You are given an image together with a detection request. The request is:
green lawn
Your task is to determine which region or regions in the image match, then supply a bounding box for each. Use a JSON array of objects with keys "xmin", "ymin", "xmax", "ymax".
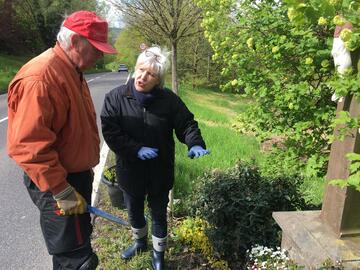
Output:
[
  {"xmin": 173, "ymin": 85, "xmax": 260, "ymax": 210},
  {"xmin": 0, "ymin": 54, "xmax": 33, "ymax": 94}
]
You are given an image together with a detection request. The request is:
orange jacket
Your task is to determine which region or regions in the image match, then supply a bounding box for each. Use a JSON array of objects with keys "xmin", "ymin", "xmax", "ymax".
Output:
[{"xmin": 7, "ymin": 43, "xmax": 100, "ymax": 195}]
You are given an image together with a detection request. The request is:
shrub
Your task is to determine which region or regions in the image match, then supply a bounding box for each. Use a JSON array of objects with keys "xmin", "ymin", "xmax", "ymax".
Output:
[{"xmin": 189, "ymin": 161, "xmax": 308, "ymax": 267}]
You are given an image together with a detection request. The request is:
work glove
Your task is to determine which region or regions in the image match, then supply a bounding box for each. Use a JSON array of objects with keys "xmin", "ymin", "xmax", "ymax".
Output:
[
  {"xmin": 137, "ymin": 147, "xmax": 159, "ymax": 160},
  {"xmin": 53, "ymin": 185, "xmax": 87, "ymax": 215},
  {"xmin": 188, "ymin": 145, "xmax": 210, "ymax": 159}
]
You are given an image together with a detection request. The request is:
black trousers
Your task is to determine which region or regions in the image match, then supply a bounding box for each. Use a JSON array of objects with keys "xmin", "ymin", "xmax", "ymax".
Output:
[
  {"xmin": 24, "ymin": 171, "xmax": 94, "ymax": 270},
  {"xmin": 123, "ymin": 190, "xmax": 169, "ymax": 238}
]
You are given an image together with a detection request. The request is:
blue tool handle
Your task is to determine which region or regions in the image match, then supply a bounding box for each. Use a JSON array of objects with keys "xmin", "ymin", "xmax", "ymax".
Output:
[{"xmin": 87, "ymin": 205, "xmax": 129, "ymax": 226}]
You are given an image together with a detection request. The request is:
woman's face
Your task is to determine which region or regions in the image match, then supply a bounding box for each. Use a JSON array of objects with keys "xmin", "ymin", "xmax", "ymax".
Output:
[{"xmin": 134, "ymin": 64, "xmax": 160, "ymax": 92}]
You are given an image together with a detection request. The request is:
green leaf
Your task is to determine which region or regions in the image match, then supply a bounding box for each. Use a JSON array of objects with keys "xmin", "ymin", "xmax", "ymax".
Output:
[
  {"xmin": 349, "ymin": 162, "xmax": 360, "ymax": 173},
  {"xmin": 329, "ymin": 179, "xmax": 348, "ymax": 188},
  {"xmin": 347, "ymin": 175, "xmax": 360, "ymax": 187}
]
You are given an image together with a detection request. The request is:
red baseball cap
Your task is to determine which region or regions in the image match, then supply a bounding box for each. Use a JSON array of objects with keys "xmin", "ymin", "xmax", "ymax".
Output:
[{"xmin": 64, "ymin": 10, "xmax": 117, "ymax": 54}]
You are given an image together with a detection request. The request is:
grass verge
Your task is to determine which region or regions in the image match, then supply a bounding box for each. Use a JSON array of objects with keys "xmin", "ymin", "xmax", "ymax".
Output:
[
  {"xmin": 174, "ymin": 85, "xmax": 261, "ymax": 212},
  {"xmin": 0, "ymin": 54, "xmax": 33, "ymax": 94}
]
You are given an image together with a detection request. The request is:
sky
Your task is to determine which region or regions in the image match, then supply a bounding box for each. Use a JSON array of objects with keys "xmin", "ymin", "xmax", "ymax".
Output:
[
  {"xmin": 107, "ymin": 7, "xmax": 123, "ymax": 28},
  {"xmin": 99, "ymin": 0, "xmax": 124, "ymax": 28}
]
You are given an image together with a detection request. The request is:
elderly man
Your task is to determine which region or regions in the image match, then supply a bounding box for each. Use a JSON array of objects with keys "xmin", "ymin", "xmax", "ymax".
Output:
[{"xmin": 7, "ymin": 10, "xmax": 117, "ymax": 270}]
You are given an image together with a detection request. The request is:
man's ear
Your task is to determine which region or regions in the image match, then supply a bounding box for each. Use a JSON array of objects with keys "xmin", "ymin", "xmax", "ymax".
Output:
[{"xmin": 70, "ymin": 34, "xmax": 81, "ymax": 51}]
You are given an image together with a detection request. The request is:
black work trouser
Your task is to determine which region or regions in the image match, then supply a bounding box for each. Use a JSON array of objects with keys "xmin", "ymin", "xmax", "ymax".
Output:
[
  {"xmin": 24, "ymin": 171, "xmax": 94, "ymax": 270},
  {"xmin": 123, "ymin": 189, "xmax": 169, "ymax": 238}
]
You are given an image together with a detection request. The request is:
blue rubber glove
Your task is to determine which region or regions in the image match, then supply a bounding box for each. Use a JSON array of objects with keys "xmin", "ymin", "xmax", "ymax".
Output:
[
  {"xmin": 137, "ymin": 147, "xmax": 159, "ymax": 160},
  {"xmin": 188, "ymin": 145, "xmax": 210, "ymax": 159}
]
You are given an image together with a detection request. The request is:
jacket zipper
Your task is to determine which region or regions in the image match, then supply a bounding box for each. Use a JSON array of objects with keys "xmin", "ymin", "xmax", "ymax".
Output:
[
  {"xmin": 142, "ymin": 107, "xmax": 146, "ymax": 136},
  {"xmin": 142, "ymin": 106, "xmax": 148, "ymax": 184}
]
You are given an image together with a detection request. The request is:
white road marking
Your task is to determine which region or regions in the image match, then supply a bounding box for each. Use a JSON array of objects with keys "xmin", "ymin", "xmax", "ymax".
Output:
[
  {"xmin": 126, "ymin": 73, "xmax": 132, "ymax": 84},
  {"xmin": 0, "ymin": 117, "xmax": 8, "ymax": 123},
  {"xmin": 91, "ymin": 142, "xmax": 110, "ymax": 206},
  {"xmin": 87, "ymin": 73, "xmax": 107, "ymax": 84}
]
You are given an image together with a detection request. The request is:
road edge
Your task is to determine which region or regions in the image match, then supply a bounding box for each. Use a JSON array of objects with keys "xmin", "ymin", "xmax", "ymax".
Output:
[{"xmin": 91, "ymin": 142, "xmax": 109, "ymax": 206}]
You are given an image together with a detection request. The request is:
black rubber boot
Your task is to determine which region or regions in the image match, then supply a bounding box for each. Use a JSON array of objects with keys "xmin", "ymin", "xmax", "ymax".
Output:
[
  {"xmin": 151, "ymin": 250, "xmax": 165, "ymax": 270},
  {"xmin": 78, "ymin": 253, "xmax": 98, "ymax": 270},
  {"xmin": 121, "ymin": 237, "xmax": 147, "ymax": 260}
]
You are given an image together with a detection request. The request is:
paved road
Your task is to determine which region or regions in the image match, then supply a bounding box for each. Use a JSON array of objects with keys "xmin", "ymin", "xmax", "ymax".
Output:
[{"xmin": 0, "ymin": 71, "xmax": 128, "ymax": 270}]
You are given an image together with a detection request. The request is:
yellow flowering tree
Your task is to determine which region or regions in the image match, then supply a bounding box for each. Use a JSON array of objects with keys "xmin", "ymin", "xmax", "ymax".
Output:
[{"xmin": 196, "ymin": 0, "xmax": 343, "ymax": 177}]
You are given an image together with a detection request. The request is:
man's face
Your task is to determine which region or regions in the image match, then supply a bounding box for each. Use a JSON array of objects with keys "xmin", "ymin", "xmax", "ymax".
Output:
[
  {"xmin": 71, "ymin": 35, "xmax": 104, "ymax": 71},
  {"xmin": 134, "ymin": 64, "xmax": 160, "ymax": 92}
]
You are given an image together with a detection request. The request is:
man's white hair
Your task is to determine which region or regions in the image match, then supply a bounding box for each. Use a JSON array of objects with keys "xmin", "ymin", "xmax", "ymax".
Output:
[
  {"xmin": 57, "ymin": 23, "xmax": 77, "ymax": 51},
  {"xmin": 57, "ymin": 24, "xmax": 89, "ymax": 52}
]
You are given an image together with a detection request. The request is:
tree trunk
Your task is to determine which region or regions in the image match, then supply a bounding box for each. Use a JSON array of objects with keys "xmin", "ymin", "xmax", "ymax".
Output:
[
  {"xmin": 168, "ymin": 39, "xmax": 178, "ymax": 217},
  {"xmin": 171, "ymin": 40, "xmax": 178, "ymax": 94},
  {"xmin": 207, "ymin": 54, "xmax": 211, "ymax": 81},
  {"xmin": 192, "ymin": 39, "xmax": 200, "ymax": 90}
]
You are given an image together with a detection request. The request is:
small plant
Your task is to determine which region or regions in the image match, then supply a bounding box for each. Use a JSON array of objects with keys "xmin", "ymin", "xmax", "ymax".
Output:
[
  {"xmin": 174, "ymin": 217, "xmax": 230, "ymax": 270},
  {"xmin": 245, "ymin": 245, "xmax": 298, "ymax": 270},
  {"xmin": 101, "ymin": 165, "xmax": 126, "ymax": 208},
  {"xmin": 246, "ymin": 245, "xmax": 345, "ymax": 270},
  {"xmin": 102, "ymin": 151, "xmax": 117, "ymax": 184},
  {"xmin": 103, "ymin": 166, "xmax": 116, "ymax": 183},
  {"xmin": 320, "ymin": 258, "xmax": 344, "ymax": 270}
]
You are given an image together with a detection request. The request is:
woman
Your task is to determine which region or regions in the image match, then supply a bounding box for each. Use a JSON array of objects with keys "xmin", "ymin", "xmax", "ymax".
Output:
[{"xmin": 100, "ymin": 46, "xmax": 209, "ymax": 270}]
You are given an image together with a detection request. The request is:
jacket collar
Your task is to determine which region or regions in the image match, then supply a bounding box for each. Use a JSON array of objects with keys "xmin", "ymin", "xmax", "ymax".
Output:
[
  {"xmin": 53, "ymin": 42, "xmax": 83, "ymax": 77},
  {"xmin": 124, "ymin": 78, "xmax": 166, "ymax": 99}
]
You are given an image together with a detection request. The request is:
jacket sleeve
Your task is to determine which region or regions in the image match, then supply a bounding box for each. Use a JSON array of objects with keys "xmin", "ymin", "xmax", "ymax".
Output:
[
  {"xmin": 7, "ymin": 80, "xmax": 68, "ymax": 194},
  {"xmin": 101, "ymin": 90, "xmax": 142, "ymax": 159},
  {"xmin": 171, "ymin": 93, "xmax": 206, "ymax": 150}
]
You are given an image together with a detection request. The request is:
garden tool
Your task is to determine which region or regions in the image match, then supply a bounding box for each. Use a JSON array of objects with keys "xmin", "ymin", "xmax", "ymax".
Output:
[{"xmin": 87, "ymin": 205, "xmax": 129, "ymax": 226}]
